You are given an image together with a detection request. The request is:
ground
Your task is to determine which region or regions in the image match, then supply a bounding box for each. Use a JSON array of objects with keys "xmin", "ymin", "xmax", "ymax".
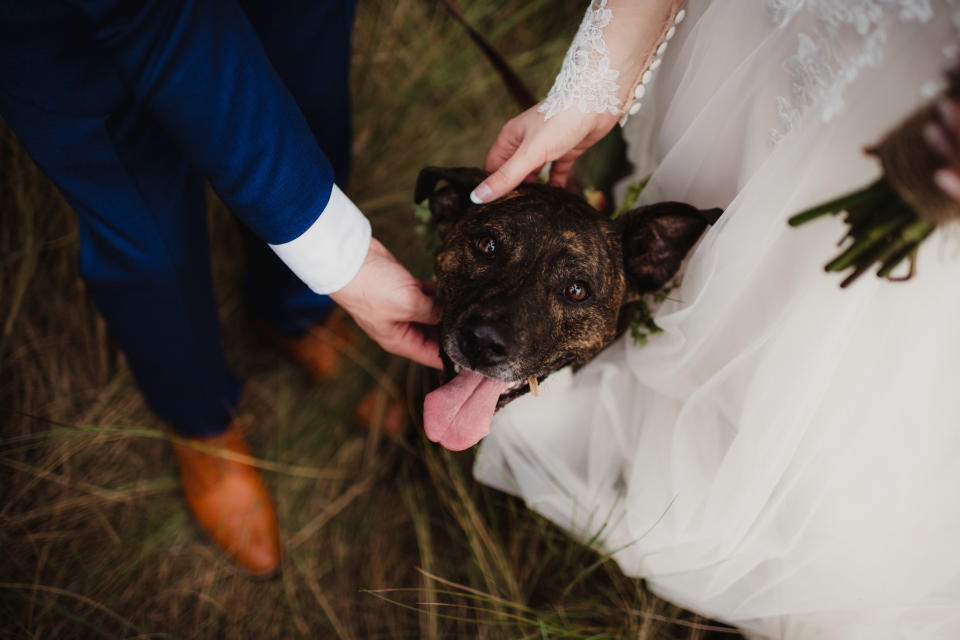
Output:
[{"xmin": 0, "ymin": 2, "xmax": 738, "ymax": 638}]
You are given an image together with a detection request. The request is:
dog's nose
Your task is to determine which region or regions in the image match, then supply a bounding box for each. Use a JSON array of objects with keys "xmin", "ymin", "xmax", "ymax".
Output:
[{"xmin": 458, "ymin": 314, "xmax": 512, "ymax": 369}]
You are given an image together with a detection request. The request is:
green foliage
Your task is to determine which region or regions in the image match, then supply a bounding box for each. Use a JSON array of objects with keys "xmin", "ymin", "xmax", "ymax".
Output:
[
  {"xmin": 611, "ymin": 175, "xmax": 651, "ymax": 219},
  {"xmin": 624, "ymin": 283, "xmax": 676, "ymax": 346},
  {"xmin": 609, "ymin": 174, "xmax": 678, "ymax": 347},
  {"xmin": 413, "ymin": 199, "xmax": 442, "ymax": 254}
]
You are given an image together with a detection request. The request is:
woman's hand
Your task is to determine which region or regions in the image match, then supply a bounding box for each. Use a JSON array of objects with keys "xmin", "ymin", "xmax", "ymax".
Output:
[
  {"xmin": 927, "ymin": 97, "xmax": 960, "ymax": 202},
  {"xmin": 470, "ymin": 104, "xmax": 620, "ymax": 204},
  {"xmin": 470, "ymin": 0, "xmax": 684, "ymax": 205}
]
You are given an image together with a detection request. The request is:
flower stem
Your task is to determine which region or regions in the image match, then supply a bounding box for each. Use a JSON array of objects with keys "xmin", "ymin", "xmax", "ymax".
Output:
[
  {"xmin": 824, "ymin": 209, "xmax": 913, "ymax": 272},
  {"xmin": 788, "ymin": 179, "xmax": 891, "ymax": 227},
  {"xmin": 875, "ymin": 220, "xmax": 934, "ymax": 279}
]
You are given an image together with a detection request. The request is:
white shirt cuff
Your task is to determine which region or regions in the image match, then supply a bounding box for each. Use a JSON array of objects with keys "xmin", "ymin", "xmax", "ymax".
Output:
[{"xmin": 268, "ymin": 184, "xmax": 372, "ymax": 294}]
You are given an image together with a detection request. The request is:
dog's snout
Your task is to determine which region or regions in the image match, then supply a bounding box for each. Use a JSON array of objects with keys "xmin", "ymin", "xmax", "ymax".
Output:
[{"xmin": 459, "ymin": 313, "xmax": 513, "ymax": 369}]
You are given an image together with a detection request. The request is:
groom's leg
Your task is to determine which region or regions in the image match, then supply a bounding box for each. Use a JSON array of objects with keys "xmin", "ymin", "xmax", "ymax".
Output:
[
  {"xmin": 239, "ymin": 0, "xmax": 357, "ymax": 336},
  {"xmin": 241, "ymin": 0, "xmax": 356, "ymax": 184},
  {"xmin": 0, "ymin": 91, "xmax": 284, "ymax": 574},
  {"xmin": 0, "ymin": 97, "xmax": 241, "ymax": 436}
]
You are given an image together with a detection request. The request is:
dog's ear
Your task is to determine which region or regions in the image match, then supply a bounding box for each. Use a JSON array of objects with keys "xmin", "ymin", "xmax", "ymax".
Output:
[
  {"xmin": 618, "ymin": 202, "xmax": 722, "ymax": 298},
  {"xmin": 415, "ymin": 167, "xmax": 488, "ymax": 239}
]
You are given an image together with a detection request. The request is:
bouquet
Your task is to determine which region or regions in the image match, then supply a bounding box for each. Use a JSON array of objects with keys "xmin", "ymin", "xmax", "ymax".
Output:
[{"xmin": 789, "ymin": 65, "xmax": 960, "ymax": 287}]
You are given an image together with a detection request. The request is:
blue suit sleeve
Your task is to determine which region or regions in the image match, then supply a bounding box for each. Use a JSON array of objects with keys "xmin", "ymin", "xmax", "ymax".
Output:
[{"xmin": 69, "ymin": 0, "xmax": 335, "ymax": 244}]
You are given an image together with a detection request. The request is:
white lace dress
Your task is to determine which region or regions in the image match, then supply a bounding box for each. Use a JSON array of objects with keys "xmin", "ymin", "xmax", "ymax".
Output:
[{"xmin": 474, "ymin": 2, "xmax": 960, "ymax": 638}]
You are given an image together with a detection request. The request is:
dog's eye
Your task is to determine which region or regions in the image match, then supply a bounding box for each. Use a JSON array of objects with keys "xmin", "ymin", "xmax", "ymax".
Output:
[
  {"xmin": 474, "ymin": 236, "xmax": 497, "ymax": 257},
  {"xmin": 565, "ymin": 281, "xmax": 590, "ymax": 302}
]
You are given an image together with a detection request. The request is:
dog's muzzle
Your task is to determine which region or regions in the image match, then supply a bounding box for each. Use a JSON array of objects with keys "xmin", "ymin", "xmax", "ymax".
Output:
[{"xmin": 457, "ymin": 311, "xmax": 514, "ymax": 370}]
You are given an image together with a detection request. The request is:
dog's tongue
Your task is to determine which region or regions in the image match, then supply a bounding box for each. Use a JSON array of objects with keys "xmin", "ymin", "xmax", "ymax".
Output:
[{"xmin": 423, "ymin": 369, "xmax": 510, "ymax": 451}]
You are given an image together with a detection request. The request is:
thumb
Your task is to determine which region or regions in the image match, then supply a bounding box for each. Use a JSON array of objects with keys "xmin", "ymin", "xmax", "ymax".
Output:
[
  {"xmin": 548, "ymin": 158, "xmax": 576, "ymax": 188},
  {"xmin": 388, "ymin": 323, "xmax": 443, "ymax": 370},
  {"xmin": 404, "ymin": 286, "xmax": 443, "ymax": 325},
  {"xmin": 470, "ymin": 148, "xmax": 542, "ymax": 204}
]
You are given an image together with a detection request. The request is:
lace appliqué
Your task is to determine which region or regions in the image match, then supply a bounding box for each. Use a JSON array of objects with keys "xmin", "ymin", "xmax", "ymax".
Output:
[
  {"xmin": 767, "ymin": 0, "xmax": 938, "ymax": 144},
  {"xmin": 920, "ymin": 6, "xmax": 960, "ymax": 98},
  {"xmin": 539, "ymin": 0, "xmax": 622, "ymax": 121}
]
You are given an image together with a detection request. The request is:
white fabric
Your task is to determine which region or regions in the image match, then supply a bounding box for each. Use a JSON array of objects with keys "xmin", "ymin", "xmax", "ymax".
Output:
[
  {"xmin": 474, "ymin": 2, "xmax": 960, "ymax": 638},
  {"xmin": 268, "ymin": 184, "xmax": 371, "ymax": 294}
]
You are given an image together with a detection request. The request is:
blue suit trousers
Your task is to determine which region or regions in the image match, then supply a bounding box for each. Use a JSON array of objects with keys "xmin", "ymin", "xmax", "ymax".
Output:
[{"xmin": 0, "ymin": 0, "xmax": 356, "ymax": 435}]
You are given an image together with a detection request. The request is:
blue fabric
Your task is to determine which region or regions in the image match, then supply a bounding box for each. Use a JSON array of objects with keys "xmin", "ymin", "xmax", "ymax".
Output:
[
  {"xmin": 238, "ymin": 0, "xmax": 354, "ymax": 336},
  {"xmin": 0, "ymin": 0, "xmax": 356, "ymax": 435}
]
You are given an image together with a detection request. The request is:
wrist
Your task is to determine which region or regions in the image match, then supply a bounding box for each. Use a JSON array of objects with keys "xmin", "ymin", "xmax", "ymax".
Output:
[
  {"xmin": 610, "ymin": 2, "xmax": 686, "ymax": 123},
  {"xmin": 539, "ymin": 0, "xmax": 684, "ymax": 123},
  {"xmin": 268, "ymin": 185, "xmax": 372, "ymax": 295}
]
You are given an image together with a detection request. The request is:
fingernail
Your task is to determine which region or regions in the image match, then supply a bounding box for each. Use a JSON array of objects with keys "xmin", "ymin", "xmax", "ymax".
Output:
[
  {"xmin": 470, "ymin": 183, "xmax": 493, "ymax": 205},
  {"xmin": 934, "ymin": 168, "xmax": 960, "ymax": 201}
]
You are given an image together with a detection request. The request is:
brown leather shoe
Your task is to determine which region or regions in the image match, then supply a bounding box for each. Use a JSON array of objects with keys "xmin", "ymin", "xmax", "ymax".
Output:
[
  {"xmin": 354, "ymin": 387, "xmax": 408, "ymax": 436},
  {"xmin": 260, "ymin": 309, "xmax": 355, "ymax": 382},
  {"xmin": 172, "ymin": 417, "xmax": 281, "ymax": 576}
]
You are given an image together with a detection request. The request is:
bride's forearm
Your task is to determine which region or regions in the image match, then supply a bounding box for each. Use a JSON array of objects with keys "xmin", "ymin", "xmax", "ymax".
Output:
[
  {"xmin": 540, "ymin": 0, "xmax": 684, "ymax": 120},
  {"xmin": 605, "ymin": 1, "xmax": 685, "ymax": 109}
]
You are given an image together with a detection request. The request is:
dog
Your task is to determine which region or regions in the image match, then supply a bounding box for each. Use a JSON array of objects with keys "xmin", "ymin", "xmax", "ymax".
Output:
[{"xmin": 415, "ymin": 166, "xmax": 721, "ymax": 451}]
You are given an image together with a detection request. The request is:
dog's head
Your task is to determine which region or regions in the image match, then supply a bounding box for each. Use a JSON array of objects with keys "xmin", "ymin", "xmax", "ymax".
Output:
[{"xmin": 416, "ymin": 166, "xmax": 720, "ymax": 450}]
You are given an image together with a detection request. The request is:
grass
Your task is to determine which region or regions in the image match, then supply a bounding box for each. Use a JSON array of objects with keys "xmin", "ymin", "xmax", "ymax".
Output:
[{"xmin": 0, "ymin": 2, "xmax": 739, "ymax": 638}]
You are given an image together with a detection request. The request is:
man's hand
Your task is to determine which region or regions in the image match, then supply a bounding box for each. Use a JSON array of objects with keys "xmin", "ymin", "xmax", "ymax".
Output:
[{"xmin": 331, "ymin": 238, "xmax": 442, "ymax": 369}]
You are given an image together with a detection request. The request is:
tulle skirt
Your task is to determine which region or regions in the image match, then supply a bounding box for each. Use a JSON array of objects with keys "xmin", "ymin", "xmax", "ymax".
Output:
[{"xmin": 474, "ymin": 2, "xmax": 960, "ymax": 638}]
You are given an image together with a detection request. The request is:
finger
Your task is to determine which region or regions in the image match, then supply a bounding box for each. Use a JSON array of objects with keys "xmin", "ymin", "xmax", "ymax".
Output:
[
  {"xmin": 548, "ymin": 159, "xmax": 576, "ymax": 188},
  {"xmin": 403, "ymin": 287, "xmax": 442, "ymax": 325},
  {"xmin": 523, "ymin": 167, "xmax": 544, "ymax": 183},
  {"xmin": 924, "ymin": 122, "xmax": 960, "ymax": 168},
  {"xmin": 934, "ymin": 168, "xmax": 960, "ymax": 202},
  {"xmin": 388, "ymin": 324, "xmax": 443, "ymax": 369},
  {"xmin": 484, "ymin": 120, "xmax": 525, "ymax": 173},
  {"xmin": 419, "ymin": 279, "xmax": 436, "ymax": 296},
  {"xmin": 420, "ymin": 322, "xmax": 440, "ymax": 347},
  {"xmin": 471, "ymin": 147, "xmax": 543, "ymax": 204},
  {"xmin": 937, "ymin": 97, "xmax": 960, "ymax": 138},
  {"xmin": 485, "ymin": 140, "xmax": 519, "ymax": 174}
]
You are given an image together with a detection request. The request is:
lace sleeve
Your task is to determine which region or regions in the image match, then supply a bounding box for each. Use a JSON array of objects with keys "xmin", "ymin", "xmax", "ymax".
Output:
[{"xmin": 539, "ymin": 0, "xmax": 686, "ymax": 123}]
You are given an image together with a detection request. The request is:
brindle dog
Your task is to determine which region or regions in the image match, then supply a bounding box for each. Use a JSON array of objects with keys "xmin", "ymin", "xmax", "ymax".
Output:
[{"xmin": 416, "ymin": 166, "xmax": 721, "ymax": 451}]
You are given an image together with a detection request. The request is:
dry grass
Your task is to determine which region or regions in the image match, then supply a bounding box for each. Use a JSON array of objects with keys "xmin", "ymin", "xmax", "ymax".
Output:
[{"xmin": 0, "ymin": 2, "xmax": 739, "ymax": 638}]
